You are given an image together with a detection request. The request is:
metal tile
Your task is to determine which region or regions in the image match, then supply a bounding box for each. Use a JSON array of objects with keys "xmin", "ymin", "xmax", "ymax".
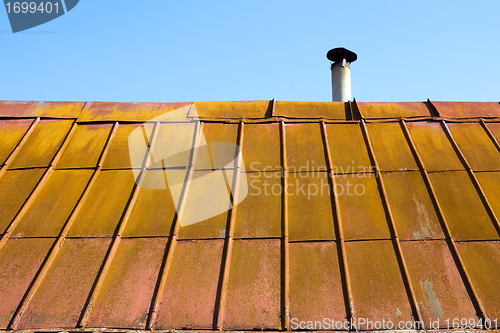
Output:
[
  {"xmin": 0, "ymin": 101, "xmax": 83, "ymax": 118},
  {"xmin": 428, "ymin": 171, "xmax": 498, "ymax": 241},
  {"xmin": 102, "ymin": 123, "xmax": 154, "ymax": 169},
  {"xmin": 406, "ymin": 121, "xmax": 464, "ymax": 172},
  {"xmin": 285, "ymin": 123, "xmax": 327, "ymax": 171},
  {"xmin": 448, "ymin": 123, "xmax": 500, "ymax": 171},
  {"xmin": 9, "ymin": 120, "xmax": 73, "ymax": 169},
  {"xmin": 86, "ymin": 238, "xmax": 168, "ymax": 329},
  {"xmin": 456, "ymin": 241, "xmax": 500, "ymax": 320},
  {"xmin": 234, "ymin": 171, "xmax": 282, "ymax": 238},
  {"xmin": 0, "ymin": 238, "xmax": 54, "ymax": 328},
  {"xmin": 177, "ymin": 170, "xmax": 232, "ymax": 239},
  {"xmin": 287, "ymin": 172, "xmax": 335, "ymax": 241},
  {"xmin": 366, "ymin": 122, "xmax": 418, "ymax": 171},
  {"xmin": 0, "ymin": 119, "xmax": 33, "ymax": 165},
  {"xmin": 0, "ymin": 169, "xmax": 45, "ymax": 233},
  {"xmin": 155, "ymin": 239, "xmax": 224, "ymax": 329},
  {"xmin": 358, "ymin": 102, "xmax": 432, "ymax": 119},
  {"xmin": 151, "ymin": 123, "xmax": 196, "ymax": 169},
  {"xmin": 16, "ymin": 238, "xmax": 111, "ymax": 329},
  {"xmin": 335, "ymin": 174, "xmax": 391, "ymax": 240},
  {"xmin": 289, "ymin": 242, "xmax": 345, "ymax": 325},
  {"xmin": 12, "ymin": 170, "xmax": 93, "ymax": 237},
  {"xmin": 77, "ymin": 102, "xmax": 193, "ymax": 122},
  {"xmin": 195, "ymin": 122, "xmax": 239, "ymax": 170},
  {"xmin": 476, "ymin": 172, "xmax": 500, "ymax": 220},
  {"xmin": 383, "ymin": 171, "xmax": 443, "ymax": 240},
  {"xmin": 432, "ymin": 102, "xmax": 500, "ymax": 118},
  {"xmin": 194, "ymin": 101, "xmax": 271, "ymax": 119},
  {"xmin": 57, "ymin": 124, "xmax": 113, "ymax": 169},
  {"xmin": 274, "ymin": 101, "xmax": 346, "ymax": 119},
  {"xmin": 68, "ymin": 170, "xmax": 136, "ymax": 237},
  {"xmin": 242, "ymin": 123, "xmax": 281, "ymax": 172},
  {"xmin": 346, "ymin": 240, "xmax": 413, "ymax": 329},
  {"xmin": 325, "ymin": 123, "xmax": 373, "ymax": 174},
  {"xmin": 401, "ymin": 240, "xmax": 477, "ymax": 328},
  {"xmin": 223, "ymin": 239, "xmax": 281, "ymax": 330},
  {"xmin": 484, "ymin": 122, "xmax": 500, "ymax": 143},
  {"xmin": 122, "ymin": 169, "xmax": 181, "ymax": 237}
]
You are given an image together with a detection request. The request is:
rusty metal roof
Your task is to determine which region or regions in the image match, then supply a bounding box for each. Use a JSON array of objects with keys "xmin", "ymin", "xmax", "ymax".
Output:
[{"xmin": 1, "ymin": 99, "xmax": 500, "ymax": 331}]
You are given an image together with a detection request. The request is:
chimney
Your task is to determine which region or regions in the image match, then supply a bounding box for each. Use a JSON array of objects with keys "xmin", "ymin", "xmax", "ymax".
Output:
[{"xmin": 327, "ymin": 47, "xmax": 357, "ymax": 102}]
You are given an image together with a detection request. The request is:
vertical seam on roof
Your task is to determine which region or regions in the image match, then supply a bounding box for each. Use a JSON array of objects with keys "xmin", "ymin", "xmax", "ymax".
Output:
[
  {"xmin": 0, "ymin": 117, "xmax": 40, "ymax": 178},
  {"xmin": 77, "ymin": 121, "xmax": 162, "ymax": 328},
  {"xmin": 7, "ymin": 121, "xmax": 119, "ymax": 330},
  {"xmin": 280, "ymin": 121, "xmax": 291, "ymax": 330},
  {"xmin": 360, "ymin": 119, "xmax": 423, "ymax": 325},
  {"xmin": 146, "ymin": 120, "xmax": 203, "ymax": 330},
  {"xmin": 321, "ymin": 121, "xmax": 354, "ymax": 329},
  {"xmin": 441, "ymin": 120, "xmax": 500, "ymax": 237},
  {"xmin": 215, "ymin": 121, "xmax": 244, "ymax": 330},
  {"xmin": 400, "ymin": 119, "xmax": 488, "ymax": 321}
]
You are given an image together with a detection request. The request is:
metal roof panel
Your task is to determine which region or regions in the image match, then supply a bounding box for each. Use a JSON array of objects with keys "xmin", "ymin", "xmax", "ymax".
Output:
[
  {"xmin": 234, "ymin": 171, "xmax": 282, "ymax": 238},
  {"xmin": 336, "ymin": 175, "xmax": 391, "ymax": 240},
  {"xmin": 0, "ymin": 101, "xmax": 84, "ymax": 119},
  {"xmin": 86, "ymin": 238, "xmax": 168, "ymax": 328},
  {"xmin": 287, "ymin": 172, "xmax": 335, "ymax": 241},
  {"xmin": 9, "ymin": 120, "xmax": 73, "ymax": 169},
  {"xmin": 0, "ymin": 169, "xmax": 45, "ymax": 233},
  {"xmin": 428, "ymin": 171, "xmax": 499, "ymax": 241},
  {"xmin": 274, "ymin": 101, "xmax": 346, "ymax": 119},
  {"xmin": 194, "ymin": 123, "xmax": 239, "ymax": 170},
  {"xmin": 68, "ymin": 170, "xmax": 136, "ymax": 237},
  {"xmin": 401, "ymin": 240, "xmax": 477, "ymax": 327},
  {"xmin": 155, "ymin": 239, "xmax": 224, "ymax": 329},
  {"xmin": 366, "ymin": 122, "xmax": 418, "ymax": 171},
  {"xmin": 457, "ymin": 241, "xmax": 500, "ymax": 320},
  {"xmin": 285, "ymin": 123, "xmax": 327, "ymax": 170},
  {"xmin": 346, "ymin": 240, "xmax": 413, "ymax": 329},
  {"xmin": 0, "ymin": 238, "xmax": 54, "ymax": 328},
  {"xmin": 77, "ymin": 102, "xmax": 192, "ymax": 122},
  {"xmin": 406, "ymin": 121, "xmax": 464, "ymax": 172},
  {"xmin": 57, "ymin": 124, "xmax": 112, "ymax": 169},
  {"xmin": 242, "ymin": 123, "xmax": 281, "ymax": 172},
  {"xmin": 0, "ymin": 119, "xmax": 33, "ymax": 166},
  {"xmin": 432, "ymin": 102, "xmax": 500, "ymax": 118},
  {"xmin": 223, "ymin": 239, "xmax": 281, "ymax": 330},
  {"xmin": 357, "ymin": 102, "xmax": 432, "ymax": 119},
  {"xmin": 448, "ymin": 122, "xmax": 500, "ymax": 171},
  {"xmin": 12, "ymin": 170, "xmax": 93, "ymax": 237},
  {"xmin": 383, "ymin": 171, "xmax": 443, "ymax": 240},
  {"xmin": 289, "ymin": 242, "xmax": 346, "ymax": 324},
  {"xmin": 193, "ymin": 101, "xmax": 271, "ymax": 119},
  {"xmin": 325, "ymin": 124, "xmax": 373, "ymax": 174},
  {"xmin": 16, "ymin": 238, "xmax": 111, "ymax": 329}
]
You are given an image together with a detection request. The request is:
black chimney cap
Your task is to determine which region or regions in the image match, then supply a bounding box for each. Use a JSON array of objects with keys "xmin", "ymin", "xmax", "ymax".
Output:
[{"xmin": 326, "ymin": 47, "xmax": 357, "ymax": 63}]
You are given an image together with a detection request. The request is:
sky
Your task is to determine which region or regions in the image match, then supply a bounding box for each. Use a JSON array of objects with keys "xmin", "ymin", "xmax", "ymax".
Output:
[{"xmin": 1, "ymin": 0, "xmax": 499, "ymax": 103}]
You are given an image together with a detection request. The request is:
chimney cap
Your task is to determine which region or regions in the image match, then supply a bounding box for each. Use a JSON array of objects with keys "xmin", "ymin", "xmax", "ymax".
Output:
[{"xmin": 327, "ymin": 47, "xmax": 357, "ymax": 63}]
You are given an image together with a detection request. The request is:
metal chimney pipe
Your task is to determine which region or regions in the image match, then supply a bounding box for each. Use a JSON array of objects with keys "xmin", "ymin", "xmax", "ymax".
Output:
[{"xmin": 327, "ymin": 48, "xmax": 357, "ymax": 102}]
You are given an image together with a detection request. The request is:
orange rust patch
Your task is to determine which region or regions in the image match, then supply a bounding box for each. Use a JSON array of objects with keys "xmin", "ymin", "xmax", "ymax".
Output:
[
  {"xmin": 357, "ymin": 102, "xmax": 432, "ymax": 119},
  {"xmin": 0, "ymin": 119, "xmax": 33, "ymax": 165},
  {"xmin": 274, "ymin": 101, "xmax": 346, "ymax": 119}
]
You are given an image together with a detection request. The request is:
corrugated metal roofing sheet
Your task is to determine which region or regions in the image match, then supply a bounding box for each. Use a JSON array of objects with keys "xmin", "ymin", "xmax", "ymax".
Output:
[{"xmin": 1, "ymin": 99, "xmax": 500, "ymax": 331}]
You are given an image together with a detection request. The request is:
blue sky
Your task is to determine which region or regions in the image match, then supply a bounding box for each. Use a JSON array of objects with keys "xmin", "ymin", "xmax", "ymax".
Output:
[{"xmin": 1, "ymin": 0, "xmax": 499, "ymax": 102}]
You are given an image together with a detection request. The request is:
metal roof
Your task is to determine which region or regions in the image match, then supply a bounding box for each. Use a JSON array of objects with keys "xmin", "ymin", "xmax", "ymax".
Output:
[{"xmin": 1, "ymin": 100, "xmax": 500, "ymax": 331}]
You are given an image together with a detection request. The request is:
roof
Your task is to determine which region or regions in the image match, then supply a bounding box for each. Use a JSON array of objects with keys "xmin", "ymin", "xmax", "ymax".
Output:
[{"xmin": 1, "ymin": 99, "xmax": 500, "ymax": 331}]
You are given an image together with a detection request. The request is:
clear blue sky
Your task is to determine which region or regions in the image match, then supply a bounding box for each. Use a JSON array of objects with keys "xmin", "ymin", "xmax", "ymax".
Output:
[{"xmin": 1, "ymin": 0, "xmax": 499, "ymax": 103}]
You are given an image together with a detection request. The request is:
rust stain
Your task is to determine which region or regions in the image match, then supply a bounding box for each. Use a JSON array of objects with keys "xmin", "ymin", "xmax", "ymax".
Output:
[
  {"xmin": 194, "ymin": 101, "xmax": 271, "ymax": 119},
  {"xmin": 77, "ymin": 102, "xmax": 192, "ymax": 122},
  {"xmin": 0, "ymin": 101, "xmax": 84, "ymax": 118}
]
